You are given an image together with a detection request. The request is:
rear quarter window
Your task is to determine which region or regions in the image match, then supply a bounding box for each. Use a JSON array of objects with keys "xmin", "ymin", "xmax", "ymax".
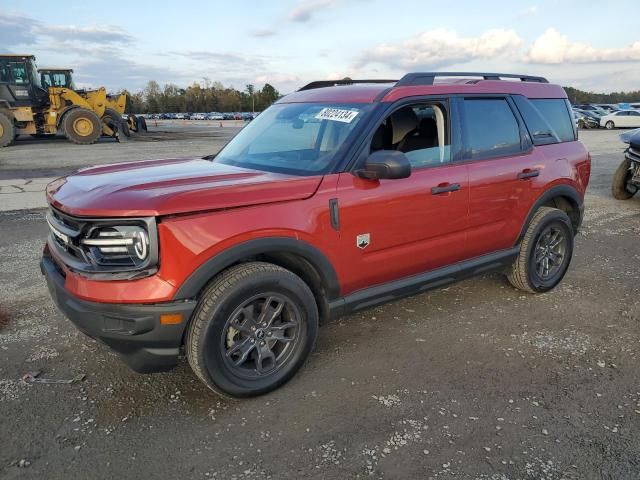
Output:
[{"xmin": 530, "ymin": 99, "xmax": 576, "ymax": 143}]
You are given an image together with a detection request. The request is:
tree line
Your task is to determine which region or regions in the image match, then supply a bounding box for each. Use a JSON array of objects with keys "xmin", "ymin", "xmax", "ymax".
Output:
[
  {"xmin": 121, "ymin": 80, "xmax": 640, "ymax": 113},
  {"xmin": 124, "ymin": 80, "xmax": 280, "ymax": 114},
  {"xmin": 564, "ymin": 86, "xmax": 640, "ymax": 105}
]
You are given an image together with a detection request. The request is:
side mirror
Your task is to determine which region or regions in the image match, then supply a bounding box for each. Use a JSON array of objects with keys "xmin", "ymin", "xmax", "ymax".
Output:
[{"xmin": 356, "ymin": 150, "xmax": 411, "ymax": 180}]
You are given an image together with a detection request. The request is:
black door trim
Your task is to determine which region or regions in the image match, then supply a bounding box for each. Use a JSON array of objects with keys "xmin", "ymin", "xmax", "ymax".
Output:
[{"xmin": 328, "ymin": 246, "xmax": 519, "ymax": 318}]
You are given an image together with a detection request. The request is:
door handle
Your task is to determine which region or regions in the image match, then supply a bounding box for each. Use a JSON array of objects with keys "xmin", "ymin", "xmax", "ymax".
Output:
[
  {"xmin": 517, "ymin": 169, "xmax": 540, "ymax": 180},
  {"xmin": 431, "ymin": 183, "xmax": 461, "ymax": 195}
]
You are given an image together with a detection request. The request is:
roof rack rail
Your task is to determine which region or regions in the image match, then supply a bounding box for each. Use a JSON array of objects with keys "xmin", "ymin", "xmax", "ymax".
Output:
[
  {"xmin": 396, "ymin": 72, "xmax": 549, "ymax": 86},
  {"xmin": 298, "ymin": 79, "xmax": 397, "ymax": 91}
]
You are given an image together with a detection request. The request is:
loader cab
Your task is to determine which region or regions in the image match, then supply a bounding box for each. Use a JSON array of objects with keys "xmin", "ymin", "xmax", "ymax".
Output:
[
  {"xmin": 39, "ymin": 68, "xmax": 76, "ymax": 90},
  {"xmin": 0, "ymin": 54, "xmax": 48, "ymax": 107}
]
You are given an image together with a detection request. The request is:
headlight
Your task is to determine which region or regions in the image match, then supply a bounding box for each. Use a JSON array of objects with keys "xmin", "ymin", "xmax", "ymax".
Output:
[
  {"xmin": 81, "ymin": 225, "xmax": 150, "ymax": 267},
  {"xmin": 46, "ymin": 208, "xmax": 158, "ymax": 278}
]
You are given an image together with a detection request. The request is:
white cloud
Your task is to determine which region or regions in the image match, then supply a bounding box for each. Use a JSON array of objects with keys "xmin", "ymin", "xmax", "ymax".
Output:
[
  {"xmin": 37, "ymin": 24, "xmax": 133, "ymax": 45},
  {"xmin": 251, "ymin": 28, "xmax": 277, "ymax": 38},
  {"xmin": 527, "ymin": 28, "xmax": 640, "ymax": 64},
  {"xmin": 288, "ymin": 0, "xmax": 338, "ymax": 22},
  {"xmin": 356, "ymin": 28, "xmax": 523, "ymax": 69}
]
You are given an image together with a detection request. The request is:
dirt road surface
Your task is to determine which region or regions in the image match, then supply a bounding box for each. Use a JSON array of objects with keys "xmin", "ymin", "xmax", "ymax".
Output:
[{"xmin": 1, "ymin": 129, "xmax": 639, "ymax": 479}]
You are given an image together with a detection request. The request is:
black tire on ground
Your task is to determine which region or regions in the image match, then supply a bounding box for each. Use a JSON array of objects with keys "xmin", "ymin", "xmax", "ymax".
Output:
[
  {"xmin": 507, "ymin": 207, "xmax": 574, "ymax": 294},
  {"xmin": 62, "ymin": 108, "xmax": 102, "ymax": 145},
  {"xmin": 101, "ymin": 108, "xmax": 123, "ymax": 137},
  {"xmin": 127, "ymin": 114, "xmax": 138, "ymax": 133},
  {"xmin": 605, "ymin": 121, "xmax": 615, "ymax": 130},
  {"xmin": 137, "ymin": 116, "xmax": 147, "ymax": 132},
  {"xmin": 0, "ymin": 111, "xmax": 15, "ymax": 147},
  {"xmin": 611, "ymin": 157, "xmax": 637, "ymax": 200},
  {"xmin": 577, "ymin": 119, "xmax": 585, "ymax": 129},
  {"xmin": 120, "ymin": 116, "xmax": 130, "ymax": 137},
  {"xmin": 186, "ymin": 262, "xmax": 319, "ymax": 398}
]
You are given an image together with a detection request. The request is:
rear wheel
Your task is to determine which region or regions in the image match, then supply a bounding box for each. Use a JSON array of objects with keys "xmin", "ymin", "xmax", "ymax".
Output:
[
  {"xmin": 612, "ymin": 157, "xmax": 638, "ymax": 200},
  {"xmin": 0, "ymin": 111, "xmax": 15, "ymax": 147},
  {"xmin": 605, "ymin": 121, "xmax": 615, "ymax": 130},
  {"xmin": 186, "ymin": 262, "xmax": 318, "ymax": 398},
  {"xmin": 62, "ymin": 108, "xmax": 101, "ymax": 145},
  {"xmin": 577, "ymin": 119, "xmax": 585, "ymax": 129},
  {"xmin": 507, "ymin": 207, "xmax": 574, "ymax": 294}
]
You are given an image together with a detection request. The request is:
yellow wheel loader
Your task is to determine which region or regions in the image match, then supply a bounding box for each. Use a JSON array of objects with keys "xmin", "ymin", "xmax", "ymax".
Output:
[
  {"xmin": 39, "ymin": 67, "xmax": 146, "ymax": 136},
  {"xmin": 0, "ymin": 55, "xmax": 107, "ymax": 146}
]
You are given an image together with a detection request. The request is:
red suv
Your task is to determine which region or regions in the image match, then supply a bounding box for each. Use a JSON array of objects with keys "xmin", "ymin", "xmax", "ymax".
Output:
[{"xmin": 42, "ymin": 72, "xmax": 591, "ymax": 397}]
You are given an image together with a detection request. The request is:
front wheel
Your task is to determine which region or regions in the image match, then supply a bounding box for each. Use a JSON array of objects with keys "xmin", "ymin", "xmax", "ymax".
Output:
[
  {"xmin": 507, "ymin": 207, "xmax": 574, "ymax": 294},
  {"xmin": 612, "ymin": 157, "xmax": 637, "ymax": 200},
  {"xmin": 0, "ymin": 111, "xmax": 15, "ymax": 147},
  {"xmin": 62, "ymin": 108, "xmax": 102, "ymax": 145},
  {"xmin": 186, "ymin": 262, "xmax": 318, "ymax": 398},
  {"xmin": 605, "ymin": 121, "xmax": 615, "ymax": 130}
]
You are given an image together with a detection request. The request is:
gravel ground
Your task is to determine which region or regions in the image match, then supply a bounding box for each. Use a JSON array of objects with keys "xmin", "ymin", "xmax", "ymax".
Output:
[{"xmin": 1, "ymin": 129, "xmax": 639, "ymax": 479}]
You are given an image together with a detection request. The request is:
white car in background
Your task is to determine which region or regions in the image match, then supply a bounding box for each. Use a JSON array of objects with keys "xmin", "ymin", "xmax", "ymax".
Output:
[
  {"xmin": 601, "ymin": 110, "xmax": 640, "ymax": 129},
  {"xmin": 192, "ymin": 113, "xmax": 207, "ymax": 120}
]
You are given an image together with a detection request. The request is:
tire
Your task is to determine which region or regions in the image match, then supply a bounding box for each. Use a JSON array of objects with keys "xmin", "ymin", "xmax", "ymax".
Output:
[
  {"xmin": 127, "ymin": 114, "xmax": 138, "ymax": 133},
  {"xmin": 137, "ymin": 116, "xmax": 147, "ymax": 132},
  {"xmin": 186, "ymin": 262, "xmax": 319, "ymax": 398},
  {"xmin": 577, "ymin": 119, "xmax": 585, "ymax": 129},
  {"xmin": 507, "ymin": 207, "xmax": 574, "ymax": 294},
  {"xmin": 62, "ymin": 108, "xmax": 102, "ymax": 145},
  {"xmin": 120, "ymin": 116, "xmax": 130, "ymax": 137},
  {"xmin": 611, "ymin": 157, "xmax": 637, "ymax": 200},
  {"xmin": 101, "ymin": 108, "xmax": 122, "ymax": 137},
  {"xmin": 605, "ymin": 121, "xmax": 615, "ymax": 130},
  {"xmin": 0, "ymin": 111, "xmax": 15, "ymax": 147}
]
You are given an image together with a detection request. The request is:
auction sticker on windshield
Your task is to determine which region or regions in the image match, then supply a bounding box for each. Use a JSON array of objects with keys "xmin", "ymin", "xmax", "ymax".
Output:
[{"xmin": 315, "ymin": 108, "xmax": 359, "ymax": 123}]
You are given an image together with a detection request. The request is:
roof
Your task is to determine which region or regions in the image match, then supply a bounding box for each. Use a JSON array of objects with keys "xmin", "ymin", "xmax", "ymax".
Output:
[{"xmin": 279, "ymin": 72, "xmax": 567, "ymax": 104}]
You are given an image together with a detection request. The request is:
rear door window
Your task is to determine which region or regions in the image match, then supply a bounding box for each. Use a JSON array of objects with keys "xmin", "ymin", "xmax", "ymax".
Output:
[
  {"xmin": 530, "ymin": 99, "xmax": 576, "ymax": 142},
  {"xmin": 461, "ymin": 98, "xmax": 523, "ymax": 160}
]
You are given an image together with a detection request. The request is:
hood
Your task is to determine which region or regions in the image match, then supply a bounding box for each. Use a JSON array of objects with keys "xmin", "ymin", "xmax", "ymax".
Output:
[{"xmin": 46, "ymin": 157, "xmax": 323, "ymax": 217}]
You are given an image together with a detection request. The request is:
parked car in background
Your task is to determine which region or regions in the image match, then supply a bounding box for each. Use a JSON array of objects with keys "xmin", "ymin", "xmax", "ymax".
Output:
[
  {"xmin": 207, "ymin": 112, "xmax": 225, "ymax": 120},
  {"xmin": 573, "ymin": 110, "xmax": 599, "ymax": 129},
  {"xmin": 594, "ymin": 104, "xmax": 620, "ymax": 113},
  {"xmin": 574, "ymin": 109, "xmax": 601, "ymax": 129},
  {"xmin": 574, "ymin": 104, "xmax": 607, "ymax": 115},
  {"xmin": 223, "ymin": 113, "xmax": 235, "ymax": 120},
  {"xmin": 192, "ymin": 113, "xmax": 208, "ymax": 120},
  {"xmin": 601, "ymin": 110, "xmax": 640, "ymax": 129}
]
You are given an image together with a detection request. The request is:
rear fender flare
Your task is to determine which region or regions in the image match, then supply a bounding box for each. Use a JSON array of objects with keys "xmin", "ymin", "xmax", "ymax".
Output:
[{"xmin": 517, "ymin": 185, "xmax": 583, "ymax": 243}]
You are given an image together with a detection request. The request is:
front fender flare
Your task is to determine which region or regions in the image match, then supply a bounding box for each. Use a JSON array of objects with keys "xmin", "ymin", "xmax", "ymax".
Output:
[{"xmin": 173, "ymin": 237, "xmax": 340, "ymax": 301}]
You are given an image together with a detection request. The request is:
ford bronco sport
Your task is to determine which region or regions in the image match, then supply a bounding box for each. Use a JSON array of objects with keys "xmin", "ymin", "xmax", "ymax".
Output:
[{"xmin": 42, "ymin": 72, "xmax": 591, "ymax": 397}]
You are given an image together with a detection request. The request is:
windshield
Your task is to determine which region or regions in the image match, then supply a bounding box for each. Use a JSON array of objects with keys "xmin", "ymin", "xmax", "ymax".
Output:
[{"xmin": 215, "ymin": 102, "xmax": 369, "ymax": 175}]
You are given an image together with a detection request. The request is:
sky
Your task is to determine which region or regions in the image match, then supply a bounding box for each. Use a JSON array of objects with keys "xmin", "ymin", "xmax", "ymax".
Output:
[{"xmin": 1, "ymin": 0, "xmax": 639, "ymax": 94}]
